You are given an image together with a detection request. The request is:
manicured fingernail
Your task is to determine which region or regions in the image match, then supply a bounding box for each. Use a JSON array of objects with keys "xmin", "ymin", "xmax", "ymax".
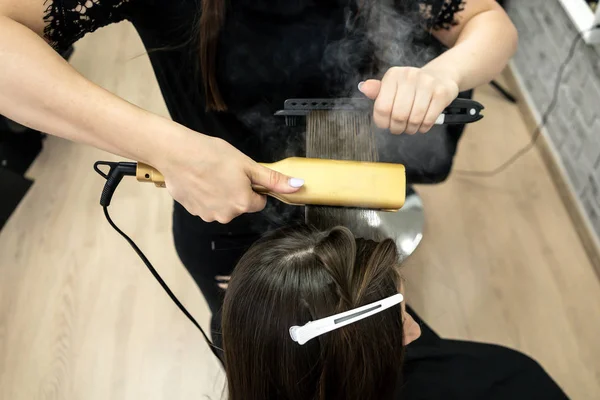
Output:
[
  {"xmin": 358, "ymin": 81, "xmax": 365, "ymax": 91},
  {"xmin": 218, "ymin": 283, "xmax": 228, "ymax": 290},
  {"xmin": 288, "ymin": 178, "xmax": 305, "ymax": 188}
]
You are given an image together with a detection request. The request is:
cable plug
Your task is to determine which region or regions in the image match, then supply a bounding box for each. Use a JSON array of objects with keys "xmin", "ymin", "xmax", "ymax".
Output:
[{"xmin": 93, "ymin": 161, "xmax": 137, "ymax": 207}]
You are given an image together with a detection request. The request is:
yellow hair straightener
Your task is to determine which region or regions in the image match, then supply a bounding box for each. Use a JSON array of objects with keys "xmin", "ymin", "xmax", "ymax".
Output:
[{"xmin": 95, "ymin": 157, "xmax": 406, "ymax": 211}]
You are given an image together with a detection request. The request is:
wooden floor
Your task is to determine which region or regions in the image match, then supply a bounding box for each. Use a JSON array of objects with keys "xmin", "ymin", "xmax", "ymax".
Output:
[{"xmin": 1, "ymin": 22, "xmax": 600, "ymax": 400}]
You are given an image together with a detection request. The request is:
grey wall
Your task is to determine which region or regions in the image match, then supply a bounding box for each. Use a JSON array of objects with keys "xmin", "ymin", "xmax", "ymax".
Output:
[{"xmin": 505, "ymin": 0, "xmax": 600, "ymax": 239}]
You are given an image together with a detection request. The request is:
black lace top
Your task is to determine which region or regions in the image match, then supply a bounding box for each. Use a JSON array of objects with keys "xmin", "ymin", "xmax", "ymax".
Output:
[
  {"xmin": 43, "ymin": 0, "xmax": 465, "ymax": 162},
  {"xmin": 44, "ymin": 1, "xmax": 464, "ymax": 52}
]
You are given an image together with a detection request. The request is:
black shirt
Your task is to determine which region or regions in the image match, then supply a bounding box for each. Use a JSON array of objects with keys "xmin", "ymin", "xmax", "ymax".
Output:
[{"xmin": 45, "ymin": 0, "xmax": 464, "ymax": 161}]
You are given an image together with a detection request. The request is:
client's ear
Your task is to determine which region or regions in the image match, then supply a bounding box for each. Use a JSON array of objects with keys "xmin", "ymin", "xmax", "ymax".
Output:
[
  {"xmin": 402, "ymin": 311, "xmax": 422, "ymax": 345},
  {"xmin": 398, "ymin": 281, "xmax": 420, "ymax": 345}
]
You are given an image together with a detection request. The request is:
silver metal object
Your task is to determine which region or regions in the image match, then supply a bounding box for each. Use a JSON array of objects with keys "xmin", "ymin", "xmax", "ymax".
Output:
[{"xmin": 306, "ymin": 190, "xmax": 425, "ymax": 262}]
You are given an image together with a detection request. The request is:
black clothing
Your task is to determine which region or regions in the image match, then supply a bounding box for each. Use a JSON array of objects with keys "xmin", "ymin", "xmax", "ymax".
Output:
[
  {"xmin": 398, "ymin": 308, "xmax": 568, "ymax": 400},
  {"xmin": 44, "ymin": 1, "xmax": 567, "ymax": 398},
  {"xmin": 401, "ymin": 340, "xmax": 568, "ymax": 399}
]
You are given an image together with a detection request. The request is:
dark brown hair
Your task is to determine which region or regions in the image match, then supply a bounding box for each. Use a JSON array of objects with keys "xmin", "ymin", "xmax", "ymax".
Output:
[
  {"xmin": 222, "ymin": 224, "xmax": 404, "ymax": 400},
  {"xmin": 199, "ymin": 0, "xmax": 227, "ymax": 111}
]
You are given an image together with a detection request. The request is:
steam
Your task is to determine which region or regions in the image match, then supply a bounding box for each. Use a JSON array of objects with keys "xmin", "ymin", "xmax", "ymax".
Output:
[
  {"xmin": 232, "ymin": 0, "xmax": 449, "ymax": 228},
  {"xmin": 322, "ymin": 0, "xmax": 439, "ymax": 95},
  {"xmin": 235, "ymin": 104, "xmax": 304, "ymax": 161},
  {"xmin": 309, "ymin": 0, "xmax": 442, "ymax": 137},
  {"xmin": 355, "ymin": 0, "xmax": 454, "ymax": 184},
  {"xmin": 365, "ymin": 1, "xmax": 439, "ymax": 72}
]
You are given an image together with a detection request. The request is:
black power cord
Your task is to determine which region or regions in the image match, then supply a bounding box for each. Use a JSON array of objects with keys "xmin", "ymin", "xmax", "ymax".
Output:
[
  {"xmin": 454, "ymin": 25, "xmax": 600, "ymax": 177},
  {"xmin": 94, "ymin": 161, "xmax": 224, "ymax": 364}
]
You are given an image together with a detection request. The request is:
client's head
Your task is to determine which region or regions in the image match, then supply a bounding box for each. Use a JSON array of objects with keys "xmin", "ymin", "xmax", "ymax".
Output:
[{"xmin": 222, "ymin": 224, "xmax": 419, "ymax": 400}]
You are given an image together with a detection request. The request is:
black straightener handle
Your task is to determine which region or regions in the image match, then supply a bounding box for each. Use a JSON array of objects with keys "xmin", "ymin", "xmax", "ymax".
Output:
[
  {"xmin": 274, "ymin": 97, "xmax": 484, "ymax": 127},
  {"xmin": 439, "ymin": 98, "xmax": 485, "ymax": 124}
]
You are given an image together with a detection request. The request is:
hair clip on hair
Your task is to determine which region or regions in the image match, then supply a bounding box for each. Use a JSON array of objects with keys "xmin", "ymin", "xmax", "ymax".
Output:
[{"xmin": 289, "ymin": 293, "xmax": 404, "ymax": 345}]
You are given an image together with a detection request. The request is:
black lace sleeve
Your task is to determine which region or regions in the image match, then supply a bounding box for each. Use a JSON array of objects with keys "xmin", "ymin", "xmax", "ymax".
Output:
[
  {"xmin": 43, "ymin": 0, "xmax": 138, "ymax": 52},
  {"xmin": 417, "ymin": 0, "xmax": 466, "ymax": 30}
]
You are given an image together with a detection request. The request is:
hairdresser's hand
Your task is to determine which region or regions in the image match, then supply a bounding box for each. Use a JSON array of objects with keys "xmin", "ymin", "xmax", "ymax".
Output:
[
  {"xmin": 157, "ymin": 134, "xmax": 304, "ymax": 224},
  {"xmin": 359, "ymin": 66, "xmax": 459, "ymax": 135}
]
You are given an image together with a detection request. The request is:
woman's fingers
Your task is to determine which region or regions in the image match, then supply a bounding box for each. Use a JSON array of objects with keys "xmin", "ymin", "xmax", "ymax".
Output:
[
  {"xmin": 372, "ymin": 71, "xmax": 398, "ymax": 130},
  {"xmin": 248, "ymin": 163, "xmax": 304, "ymax": 194},
  {"xmin": 362, "ymin": 66, "xmax": 459, "ymax": 135},
  {"xmin": 245, "ymin": 161, "xmax": 304, "ymax": 213},
  {"xmin": 405, "ymin": 83, "xmax": 433, "ymax": 135},
  {"xmin": 390, "ymin": 73, "xmax": 417, "ymax": 134},
  {"xmin": 358, "ymin": 79, "xmax": 382, "ymax": 100},
  {"xmin": 216, "ymin": 275, "xmax": 231, "ymax": 290},
  {"xmin": 420, "ymin": 87, "xmax": 453, "ymax": 133},
  {"xmin": 160, "ymin": 135, "xmax": 304, "ymax": 224}
]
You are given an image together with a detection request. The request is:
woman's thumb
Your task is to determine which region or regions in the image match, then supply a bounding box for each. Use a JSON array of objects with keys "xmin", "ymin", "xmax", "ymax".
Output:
[
  {"xmin": 358, "ymin": 79, "xmax": 381, "ymax": 100},
  {"xmin": 249, "ymin": 163, "xmax": 304, "ymax": 194}
]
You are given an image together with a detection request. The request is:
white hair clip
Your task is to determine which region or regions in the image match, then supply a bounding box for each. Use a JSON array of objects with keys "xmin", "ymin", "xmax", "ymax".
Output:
[{"xmin": 289, "ymin": 293, "xmax": 403, "ymax": 345}]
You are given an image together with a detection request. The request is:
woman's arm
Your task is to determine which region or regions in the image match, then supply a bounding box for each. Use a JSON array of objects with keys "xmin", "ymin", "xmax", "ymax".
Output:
[
  {"xmin": 426, "ymin": 0, "xmax": 518, "ymax": 91},
  {"xmin": 0, "ymin": 2, "xmax": 302, "ymax": 223},
  {"xmin": 359, "ymin": 0, "xmax": 517, "ymax": 134},
  {"xmin": 0, "ymin": 12, "xmax": 180, "ymax": 166}
]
